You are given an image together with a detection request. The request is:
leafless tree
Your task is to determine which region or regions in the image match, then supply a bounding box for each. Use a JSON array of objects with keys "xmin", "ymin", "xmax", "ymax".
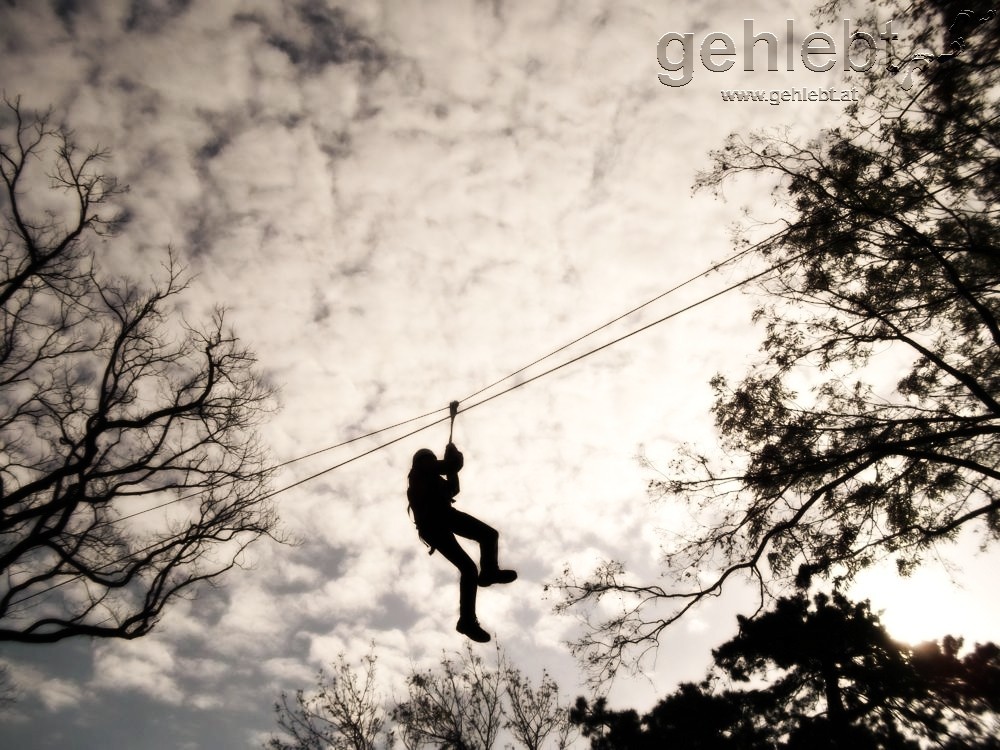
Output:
[
  {"xmin": 392, "ymin": 644, "xmax": 505, "ymax": 750},
  {"xmin": 269, "ymin": 649, "xmax": 393, "ymax": 750},
  {"xmin": 502, "ymin": 664, "xmax": 576, "ymax": 750},
  {"xmin": 0, "ymin": 96, "xmax": 280, "ymax": 642},
  {"xmin": 270, "ymin": 643, "xmax": 580, "ymax": 750}
]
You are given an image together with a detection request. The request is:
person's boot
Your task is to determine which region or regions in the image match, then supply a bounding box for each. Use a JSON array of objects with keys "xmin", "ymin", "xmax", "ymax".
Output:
[
  {"xmin": 478, "ymin": 568, "xmax": 517, "ymax": 587},
  {"xmin": 456, "ymin": 617, "xmax": 491, "ymax": 642}
]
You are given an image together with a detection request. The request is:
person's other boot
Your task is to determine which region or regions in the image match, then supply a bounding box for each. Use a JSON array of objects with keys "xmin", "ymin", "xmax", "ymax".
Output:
[
  {"xmin": 479, "ymin": 568, "xmax": 517, "ymax": 587},
  {"xmin": 456, "ymin": 617, "xmax": 491, "ymax": 642}
]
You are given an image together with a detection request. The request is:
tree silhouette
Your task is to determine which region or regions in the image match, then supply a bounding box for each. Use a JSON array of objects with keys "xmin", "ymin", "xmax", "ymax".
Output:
[
  {"xmin": 0, "ymin": 97, "xmax": 279, "ymax": 641},
  {"xmin": 269, "ymin": 650, "xmax": 393, "ymax": 750},
  {"xmin": 503, "ymin": 664, "xmax": 576, "ymax": 750},
  {"xmin": 715, "ymin": 593, "xmax": 943, "ymax": 748},
  {"xmin": 572, "ymin": 593, "xmax": 1000, "ymax": 749},
  {"xmin": 554, "ymin": 0, "xmax": 1000, "ymax": 683},
  {"xmin": 570, "ymin": 685, "xmax": 762, "ymax": 750},
  {"xmin": 393, "ymin": 644, "xmax": 505, "ymax": 750},
  {"xmin": 270, "ymin": 645, "xmax": 579, "ymax": 750}
]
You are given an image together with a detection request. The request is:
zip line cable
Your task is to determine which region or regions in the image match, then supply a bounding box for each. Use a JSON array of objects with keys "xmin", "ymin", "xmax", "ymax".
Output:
[
  {"xmin": 270, "ymin": 405, "xmax": 450, "ymax": 470},
  {"xmin": 100, "ymin": 224, "xmax": 784, "ymax": 528},
  {"xmin": 181, "ymin": 237, "xmax": 814, "ymax": 507},
  {"xmin": 265, "ymin": 223, "xmax": 792, "ymax": 474},
  {"xmin": 80, "ymin": 219, "xmax": 803, "ymax": 534},
  {"xmin": 452, "ymin": 227, "xmax": 790, "ymax": 405},
  {"xmin": 263, "ymin": 413, "xmax": 452, "ymax": 496},
  {"xmin": 171, "ymin": 226, "xmax": 798, "ymax": 497},
  {"xmin": 455, "ymin": 246, "xmax": 812, "ymax": 417},
  {"xmin": 7, "ymin": 234, "xmax": 806, "ymax": 609}
]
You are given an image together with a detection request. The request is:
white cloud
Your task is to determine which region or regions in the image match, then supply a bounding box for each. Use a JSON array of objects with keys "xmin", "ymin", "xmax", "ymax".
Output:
[
  {"xmin": 3, "ymin": 662, "xmax": 84, "ymax": 712},
  {"xmin": 259, "ymin": 656, "xmax": 315, "ymax": 685},
  {"xmin": 91, "ymin": 639, "xmax": 184, "ymax": 704}
]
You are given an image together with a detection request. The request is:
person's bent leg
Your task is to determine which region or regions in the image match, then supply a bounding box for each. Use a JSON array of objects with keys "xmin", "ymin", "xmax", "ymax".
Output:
[
  {"xmin": 448, "ymin": 510, "xmax": 517, "ymax": 587},
  {"xmin": 425, "ymin": 527, "xmax": 491, "ymax": 642}
]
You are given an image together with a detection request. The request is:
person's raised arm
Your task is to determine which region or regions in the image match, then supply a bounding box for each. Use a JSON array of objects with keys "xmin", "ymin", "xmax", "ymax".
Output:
[{"xmin": 443, "ymin": 442, "xmax": 463, "ymax": 498}]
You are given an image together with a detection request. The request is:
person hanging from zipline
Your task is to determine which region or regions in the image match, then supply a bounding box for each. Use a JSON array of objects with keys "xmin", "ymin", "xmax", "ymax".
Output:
[{"xmin": 407, "ymin": 402, "xmax": 516, "ymax": 643}]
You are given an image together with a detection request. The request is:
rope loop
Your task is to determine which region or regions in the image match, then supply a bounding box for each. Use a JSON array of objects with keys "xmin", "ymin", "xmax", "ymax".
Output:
[{"xmin": 448, "ymin": 400, "xmax": 459, "ymax": 443}]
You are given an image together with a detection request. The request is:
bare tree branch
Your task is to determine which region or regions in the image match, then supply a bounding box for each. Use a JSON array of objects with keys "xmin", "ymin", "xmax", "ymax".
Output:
[{"xmin": 0, "ymin": 97, "xmax": 281, "ymax": 642}]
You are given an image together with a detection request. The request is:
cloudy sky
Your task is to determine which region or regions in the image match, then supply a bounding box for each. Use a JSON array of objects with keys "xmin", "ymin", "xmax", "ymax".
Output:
[{"xmin": 2, "ymin": 0, "xmax": 998, "ymax": 748}]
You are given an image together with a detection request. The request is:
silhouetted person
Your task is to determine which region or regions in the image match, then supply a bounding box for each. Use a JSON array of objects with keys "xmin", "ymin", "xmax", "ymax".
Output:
[{"xmin": 407, "ymin": 443, "xmax": 516, "ymax": 642}]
